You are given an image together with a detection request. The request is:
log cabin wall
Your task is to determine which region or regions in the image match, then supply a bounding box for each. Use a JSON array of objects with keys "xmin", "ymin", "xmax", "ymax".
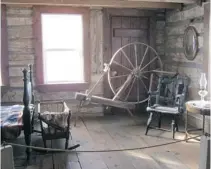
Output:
[
  {"xmin": 164, "ymin": 3, "xmax": 205, "ymax": 100},
  {"xmin": 1, "ymin": 5, "xmax": 164, "ymax": 116},
  {"xmin": 163, "ymin": 2, "xmax": 210, "ymax": 132},
  {"xmin": 1, "ymin": 6, "xmax": 104, "ymax": 115},
  {"xmin": 155, "ymin": 10, "xmax": 165, "ymax": 65}
]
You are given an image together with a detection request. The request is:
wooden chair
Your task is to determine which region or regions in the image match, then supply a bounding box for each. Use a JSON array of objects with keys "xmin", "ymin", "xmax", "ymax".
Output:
[
  {"xmin": 37, "ymin": 101, "xmax": 72, "ymax": 149},
  {"xmin": 145, "ymin": 73, "xmax": 189, "ymax": 139}
]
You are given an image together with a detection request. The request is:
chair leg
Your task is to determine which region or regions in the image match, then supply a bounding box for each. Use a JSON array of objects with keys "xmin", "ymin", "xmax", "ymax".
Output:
[
  {"xmin": 171, "ymin": 119, "xmax": 176, "ymax": 139},
  {"xmin": 43, "ymin": 138, "xmax": 47, "ymax": 148},
  {"xmin": 158, "ymin": 113, "xmax": 162, "ymax": 128},
  {"xmin": 65, "ymin": 133, "xmax": 69, "ymax": 149},
  {"xmin": 70, "ymin": 132, "xmax": 73, "ymax": 140},
  {"xmin": 51, "ymin": 140, "xmax": 55, "ymax": 169},
  {"xmin": 65, "ymin": 138, "xmax": 69, "ymax": 149},
  {"xmin": 145, "ymin": 112, "xmax": 153, "ymax": 135},
  {"xmin": 175, "ymin": 115, "xmax": 179, "ymax": 132}
]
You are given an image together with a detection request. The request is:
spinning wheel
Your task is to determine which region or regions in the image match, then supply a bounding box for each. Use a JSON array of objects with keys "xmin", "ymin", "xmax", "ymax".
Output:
[
  {"xmin": 108, "ymin": 42, "xmax": 163, "ymax": 104},
  {"xmin": 75, "ymin": 42, "xmax": 163, "ymax": 124}
]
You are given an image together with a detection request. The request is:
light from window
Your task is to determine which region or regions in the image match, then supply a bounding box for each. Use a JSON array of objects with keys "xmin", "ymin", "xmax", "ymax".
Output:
[{"xmin": 41, "ymin": 14, "xmax": 84, "ymax": 84}]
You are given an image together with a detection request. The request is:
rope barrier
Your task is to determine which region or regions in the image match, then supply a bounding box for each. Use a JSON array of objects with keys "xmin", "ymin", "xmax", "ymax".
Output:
[{"xmin": 3, "ymin": 135, "xmax": 201, "ymax": 153}]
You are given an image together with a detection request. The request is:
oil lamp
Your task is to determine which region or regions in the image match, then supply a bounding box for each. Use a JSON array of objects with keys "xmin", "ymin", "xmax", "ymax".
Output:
[{"xmin": 198, "ymin": 73, "xmax": 208, "ymax": 102}]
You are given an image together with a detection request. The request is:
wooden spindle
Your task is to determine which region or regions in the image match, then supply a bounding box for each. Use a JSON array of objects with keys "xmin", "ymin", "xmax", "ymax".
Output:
[{"xmin": 29, "ymin": 64, "xmax": 35, "ymax": 104}]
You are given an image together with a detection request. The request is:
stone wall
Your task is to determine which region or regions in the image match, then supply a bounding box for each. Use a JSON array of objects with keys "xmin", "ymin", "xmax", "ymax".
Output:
[
  {"xmin": 1, "ymin": 6, "xmax": 104, "ymax": 116},
  {"xmin": 164, "ymin": 4, "xmax": 205, "ymax": 100}
]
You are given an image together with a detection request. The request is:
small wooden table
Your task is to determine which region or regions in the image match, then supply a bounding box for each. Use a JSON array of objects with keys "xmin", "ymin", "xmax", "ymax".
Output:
[{"xmin": 185, "ymin": 100, "xmax": 210, "ymax": 141}]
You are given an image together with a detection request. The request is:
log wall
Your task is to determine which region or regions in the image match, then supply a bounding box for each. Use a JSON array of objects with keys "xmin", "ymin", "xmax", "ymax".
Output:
[{"xmin": 1, "ymin": 6, "xmax": 104, "ymax": 115}]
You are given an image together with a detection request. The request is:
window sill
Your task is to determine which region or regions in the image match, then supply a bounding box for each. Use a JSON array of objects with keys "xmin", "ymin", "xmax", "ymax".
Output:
[{"xmin": 36, "ymin": 83, "xmax": 89, "ymax": 92}]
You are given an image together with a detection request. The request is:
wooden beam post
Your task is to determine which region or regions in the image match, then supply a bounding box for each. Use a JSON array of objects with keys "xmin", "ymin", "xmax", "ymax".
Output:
[
  {"xmin": 2, "ymin": 0, "xmax": 182, "ymax": 9},
  {"xmin": 199, "ymin": 135, "xmax": 210, "ymax": 169},
  {"xmin": 203, "ymin": 2, "xmax": 210, "ymax": 99},
  {"xmin": 128, "ymin": 0, "xmax": 196, "ymax": 4}
]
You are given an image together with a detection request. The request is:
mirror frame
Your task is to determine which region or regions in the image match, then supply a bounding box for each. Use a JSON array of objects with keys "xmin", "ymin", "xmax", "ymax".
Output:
[{"xmin": 183, "ymin": 26, "xmax": 199, "ymax": 61}]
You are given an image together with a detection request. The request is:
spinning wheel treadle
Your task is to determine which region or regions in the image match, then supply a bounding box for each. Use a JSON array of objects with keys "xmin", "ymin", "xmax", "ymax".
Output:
[{"xmin": 75, "ymin": 42, "xmax": 163, "ymax": 122}]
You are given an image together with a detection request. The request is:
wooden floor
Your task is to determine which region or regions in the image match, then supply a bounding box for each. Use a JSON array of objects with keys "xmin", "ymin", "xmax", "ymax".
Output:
[{"xmin": 12, "ymin": 115, "xmax": 200, "ymax": 169}]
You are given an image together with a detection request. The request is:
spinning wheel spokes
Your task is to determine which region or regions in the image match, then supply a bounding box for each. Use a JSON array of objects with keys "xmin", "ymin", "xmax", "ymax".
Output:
[
  {"xmin": 139, "ymin": 56, "xmax": 158, "ymax": 72},
  {"xmin": 112, "ymin": 61, "xmax": 132, "ymax": 72},
  {"xmin": 139, "ymin": 46, "xmax": 149, "ymax": 69},
  {"xmin": 141, "ymin": 74, "xmax": 148, "ymax": 80},
  {"xmin": 110, "ymin": 74, "xmax": 130, "ymax": 79},
  {"xmin": 124, "ymin": 77, "xmax": 136, "ymax": 101},
  {"xmin": 108, "ymin": 42, "xmax": 163, "ymax": 104},
  {"xmin": 136, "ymin": 77, "xmax": 140, "ymax": 102},
  {"xmin": 120, "ymin": 49, "xmax": 135, "ymax": 69},
  {"xmin": 139, "ymin": 78, "xmax": 148, "ymax": 93}
]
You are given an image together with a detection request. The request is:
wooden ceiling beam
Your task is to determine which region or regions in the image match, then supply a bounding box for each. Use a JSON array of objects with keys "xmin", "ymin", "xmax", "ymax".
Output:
[
  {"xmin": 2, "ymin": 0, "xmax": 182, "ymax": 9},
  {"xmin": 128, "ymin": 0, "xmax": 196, "ymax": 4}
]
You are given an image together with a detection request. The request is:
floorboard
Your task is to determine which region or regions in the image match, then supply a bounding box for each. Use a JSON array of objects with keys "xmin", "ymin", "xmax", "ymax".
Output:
[
  {"xmin": 71, "ymin": 118, "xmax": 108, "ymax": 169},
  {"xmin": 151, "ymin": 151, "xmax": 190, "ymax": 169},
  {"xmin": 101, "ymin": 118, "xmax": 161, "ymax": 169},
  {"xmin": 83, "ymin": 117, "xmax": 136, "ymax": 169},
  {"xmin": 12, "ymin": 115, "xmax": 200, "ymax": 169}
]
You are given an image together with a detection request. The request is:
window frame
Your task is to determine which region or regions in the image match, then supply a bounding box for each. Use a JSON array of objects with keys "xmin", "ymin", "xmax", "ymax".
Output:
[
  {"xmin": 33, "ymin": 6, "xmax": 90, "ymax": 92},
  {"xmin": 1, "ymin": 4, "xmax": 9, "ymax": 87}
]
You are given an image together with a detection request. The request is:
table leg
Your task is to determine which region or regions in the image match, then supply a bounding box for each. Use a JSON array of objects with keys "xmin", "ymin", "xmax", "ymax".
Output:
[
  {"xmin": 202, "ymin": 114, "xmax": 205, "ymax": 135},
  {"xmin": 185, "ymin": 110, "xmax": 188, "ymax": 142}
]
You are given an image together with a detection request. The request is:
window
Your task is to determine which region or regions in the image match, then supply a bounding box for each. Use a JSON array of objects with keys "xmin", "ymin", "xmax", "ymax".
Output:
[
  {"xmin": 1, "ymin": 4, "xmax": 9, "ymax": 86},
  {"xmin": 42, "ymin": 14, "xmax": 84, "ymax": 84},
  {"xmin": 34, "ymin": 7, "xmax": 90, "ymax": 92}
]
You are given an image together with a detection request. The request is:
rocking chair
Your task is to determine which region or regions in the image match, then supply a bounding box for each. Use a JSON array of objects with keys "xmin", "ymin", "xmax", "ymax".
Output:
[{"xmin": 145, "ymin": 73, "xmax": 189, "ymax": 139}]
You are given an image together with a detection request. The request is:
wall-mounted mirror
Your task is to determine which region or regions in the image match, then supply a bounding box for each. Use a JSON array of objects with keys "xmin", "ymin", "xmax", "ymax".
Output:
[{"xmin": 183, "ymin": 26, "xmax": 198, "ymax": 60}]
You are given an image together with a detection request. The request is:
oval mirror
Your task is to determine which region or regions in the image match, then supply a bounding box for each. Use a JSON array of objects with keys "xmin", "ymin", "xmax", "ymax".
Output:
[{"xmin": 183, "ymin": 26, "xmax": 198, "ymax": 60}]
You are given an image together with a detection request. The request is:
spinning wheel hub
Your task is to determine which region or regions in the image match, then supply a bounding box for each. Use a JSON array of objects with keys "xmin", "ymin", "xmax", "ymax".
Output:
[{"xmin": 132, "ymin": 68, "xmax": 142, "ymax": 77}]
